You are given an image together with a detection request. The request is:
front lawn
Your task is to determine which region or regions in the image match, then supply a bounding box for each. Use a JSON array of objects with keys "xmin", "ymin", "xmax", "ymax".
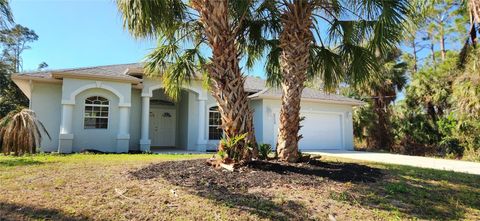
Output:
[{"xmin": 0, "ymin": 154, "xmax": 479, "ymax": 220}]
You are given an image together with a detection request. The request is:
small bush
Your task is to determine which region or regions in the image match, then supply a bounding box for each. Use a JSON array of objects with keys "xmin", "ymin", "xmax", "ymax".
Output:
[
  {"xmin": 0, "ymin": 109, "xmax": 50, "ymax": 156},
  {"xmin": 258, "ymin": 143, "xmax": 272, "ymax": 160},
  {"xmin": 218, "ymin": 133, "xmax": 248, "ymax": 161}
]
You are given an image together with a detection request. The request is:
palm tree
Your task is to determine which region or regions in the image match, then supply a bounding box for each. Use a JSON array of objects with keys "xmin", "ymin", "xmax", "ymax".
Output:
[
  {"xmin": 0, "ymin": 109, "xmax": 50, "ymax": 156},
  {"xmin": 117, "ymin": 0, "xmax": 257, "ymax": 162},
  {"xmin": 249, "ymin": 0, "xmax": 409, "ymax": 162},
  {"xmin": 453, "ymin": 47, "xmax": 480, "ymax": 117},
  {"xmin": 355, "ymin": 50, "xmax": 407, "ymax": 151}
]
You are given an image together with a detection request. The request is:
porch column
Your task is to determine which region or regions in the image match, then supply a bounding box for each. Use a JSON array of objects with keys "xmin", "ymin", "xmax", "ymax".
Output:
[
  {"xmin": 140, "ymin": 95, "xmax": 151, "ymax": 152},
  {"xmin": 58, "ymin": 103, "xmax": 74, "ymax": 153},
  {"xmin": 116, "ymin": 105, "xmax": 130, "ymax": 153},
  {"xmin": 197, "ymin": 98, "xmax": 208, "ymax": 151}
]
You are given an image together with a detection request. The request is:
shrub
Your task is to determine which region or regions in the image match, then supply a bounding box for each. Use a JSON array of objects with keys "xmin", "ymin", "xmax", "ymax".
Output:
[
  {"xmin": 218, "ymin": 133, "xmax": 249, "ymax": 161},
  {"xmin": 0, "ymin": 108, "xmax": 50, "ymax": 156},
  {"xmin": 258, "ymin": 143, "xmax": 272, "ymax": 160}
]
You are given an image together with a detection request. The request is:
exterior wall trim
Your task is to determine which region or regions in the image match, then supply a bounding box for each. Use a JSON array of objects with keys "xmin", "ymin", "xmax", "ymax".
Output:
[{"xmin": 61, "ymin": 81, "xmax": 131, "ymax": 107}]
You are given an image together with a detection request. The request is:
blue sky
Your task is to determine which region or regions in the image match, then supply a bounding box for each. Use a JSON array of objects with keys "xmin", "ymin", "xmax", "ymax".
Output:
[
  {"xmin": 11, "ymin": 0, "xmax": 265, "ymax": 77},
  {"xmin": 11, "ymin": 1, "xmax": 462, "ymax": 82},
  {"xmin": 12, "ymin": 0, "xmax": 155, "ymax": 72}
]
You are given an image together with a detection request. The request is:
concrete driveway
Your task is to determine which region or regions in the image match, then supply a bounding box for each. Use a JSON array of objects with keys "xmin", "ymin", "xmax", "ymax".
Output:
[{"xmin": 305, "ymin": 150, "xmax": 480, "ymax": 175}]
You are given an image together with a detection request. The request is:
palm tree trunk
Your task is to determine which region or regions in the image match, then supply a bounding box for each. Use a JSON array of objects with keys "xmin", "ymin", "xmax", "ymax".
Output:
[
  {"xmin": 191, "ymin": 0, "xmax": 257, "ymax": 161},
  {"xmin": 371, "ymin": 95, "xmax": 393, "ymax": 151},
  {"xmin": 276, "ymin": 0, "xmax": 313, "ymax": 162}
]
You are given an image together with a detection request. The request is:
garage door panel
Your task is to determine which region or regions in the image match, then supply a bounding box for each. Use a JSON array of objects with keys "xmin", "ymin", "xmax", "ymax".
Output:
[
  {"xmin": 272, "ymin": 111, "xmax": 344, "ymax": 150},
  {"xmin": 299, "ymin": 113, "xmax": 343, "ymax": 150}
]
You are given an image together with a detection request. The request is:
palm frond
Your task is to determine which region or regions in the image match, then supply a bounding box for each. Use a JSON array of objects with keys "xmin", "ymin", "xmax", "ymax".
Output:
[
  {"xmin": 308, "ymin": 45, "xmax": 344, "ymax": 91},
  {"xmin": 116, "ymin": 0, "xmax": 187, "ymax": 38},
  {"xmin": 144, "ymin": 36, "xmax": 205, "ymax": 100},
  {"xmin": 339, "ymin": 43, "xmax": 380, "ymax": 86},
  {"xmin": 264, "ymin": 39, "xmax": 282, "ymax": 87},
  {"xmin": 0, "ymin": 109, "xmax": 50, "ymax": 156}
]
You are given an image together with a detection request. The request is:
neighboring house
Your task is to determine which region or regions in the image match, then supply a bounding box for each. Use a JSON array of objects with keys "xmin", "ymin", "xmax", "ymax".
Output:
[{"xmin": 12, "ymin": 63, "xmax": 363, "ymax": 153}]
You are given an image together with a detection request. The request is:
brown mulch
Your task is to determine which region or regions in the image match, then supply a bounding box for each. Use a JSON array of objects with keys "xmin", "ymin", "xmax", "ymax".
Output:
[{"xmin": 129, "ymin": 159, "xmax": 383, "ymax": 191}]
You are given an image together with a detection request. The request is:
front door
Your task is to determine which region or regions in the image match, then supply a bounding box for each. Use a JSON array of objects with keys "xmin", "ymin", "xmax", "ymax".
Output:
[{"xmin": 149, "ymin": 108, "xmax": 176, "ymax": 147}]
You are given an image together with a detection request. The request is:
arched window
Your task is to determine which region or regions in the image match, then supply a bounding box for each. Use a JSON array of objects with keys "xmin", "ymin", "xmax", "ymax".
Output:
[
  {"xmin": 84, "ymin": 96, "xmax": 109, "ymax": 129},
  {"xmin": 208, "ymin": 106, "xmax": 223, "ymax": 140}
]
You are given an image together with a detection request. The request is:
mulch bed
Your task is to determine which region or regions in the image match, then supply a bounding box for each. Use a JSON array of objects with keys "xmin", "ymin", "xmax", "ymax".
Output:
[{"xmin": 130, "ymin": 159, "xmax": 383, "ymax": 191}]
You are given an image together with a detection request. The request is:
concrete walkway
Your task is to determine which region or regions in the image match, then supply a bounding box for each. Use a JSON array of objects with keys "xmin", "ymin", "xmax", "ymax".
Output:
[{"xmin": 305, "ymin": 150, "xmax": 480, "ymax": 175}]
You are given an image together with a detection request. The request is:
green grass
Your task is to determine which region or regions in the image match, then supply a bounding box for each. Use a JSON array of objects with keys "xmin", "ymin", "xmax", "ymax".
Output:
[{"xmin": 0, "ymin": 153, "xmax": 479, "ymax": 221}]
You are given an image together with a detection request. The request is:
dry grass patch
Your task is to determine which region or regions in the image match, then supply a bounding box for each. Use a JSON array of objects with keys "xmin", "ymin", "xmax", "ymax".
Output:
[{"xmin": 0, "ymin": 154, "xmax": 479, "ymax": 220}]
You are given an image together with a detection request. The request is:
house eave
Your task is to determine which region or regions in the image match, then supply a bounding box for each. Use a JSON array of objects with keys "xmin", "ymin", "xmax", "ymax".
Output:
[
  {"xmin": 52, "ymin": 72, "xmax": 142, "ymax": 84},
  {"xmin": 250, "ymin": 95, "xmax": 365, "ymax": 106},
  {"xmin": 11, "ymin": 74, "xmax": 63, "ymax": 84}
]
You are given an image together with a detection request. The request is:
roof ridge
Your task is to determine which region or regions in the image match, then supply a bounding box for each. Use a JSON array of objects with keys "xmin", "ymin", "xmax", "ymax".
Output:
[{"xmin": 19, "ymin": 62, "xmax": 143, "ymax": 75}]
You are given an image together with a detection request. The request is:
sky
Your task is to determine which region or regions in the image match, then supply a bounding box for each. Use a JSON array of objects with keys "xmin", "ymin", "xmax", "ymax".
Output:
[
  {"xmin": 10, "ymin": 0, "xmax": 463, "ymax": 83},
  {"xmin": 11, "ymin": 0, "xmax": 265, "ymax": 77},
  {"xmin": 11, "ymin": 0, "xmax": 157, "ymax": 72}
]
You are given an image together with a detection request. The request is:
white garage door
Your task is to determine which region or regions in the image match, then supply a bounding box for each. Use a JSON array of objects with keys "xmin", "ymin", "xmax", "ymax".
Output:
[{"xmin": 298, "ymin": 112, "xmax": 343, "ymax": 150}]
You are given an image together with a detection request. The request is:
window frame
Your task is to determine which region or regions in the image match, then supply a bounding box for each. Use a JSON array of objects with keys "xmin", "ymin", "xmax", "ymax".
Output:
[
  {"xmin": 83, "ymin": 96, "xmax": 110, "ymax": 130},
  {"xmin": 207, "ymin": 106, "xmax": 223, "ymax": 140}
]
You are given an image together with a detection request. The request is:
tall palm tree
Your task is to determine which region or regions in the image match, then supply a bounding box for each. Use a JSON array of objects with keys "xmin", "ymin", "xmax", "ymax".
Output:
[
  {"xmin": 117, "ymin": 0, "xmax": 257, "ymax": 162},
  {"xmin": 355, "ymin": 50, "xmax": 407, "ymax": 151},
  {"xmin": 249, "ymin": 0, "xmax": 410, "ymax": 162}
]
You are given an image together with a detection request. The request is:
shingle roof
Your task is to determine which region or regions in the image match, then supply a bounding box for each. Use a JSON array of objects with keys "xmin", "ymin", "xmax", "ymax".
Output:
[
  {"xmin": 15, "ymin": 63, "xmax": 363, "ymax": 105},
  {"xmin": 249, "ymin": 87, "xmax": 364, "ymax": 105},
  {"xmin": 18, "ymin": 63, "xmax": 143, "ymax": 83}
]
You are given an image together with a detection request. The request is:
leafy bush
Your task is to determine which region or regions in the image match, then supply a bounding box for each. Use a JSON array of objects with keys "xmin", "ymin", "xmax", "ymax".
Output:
[
  {"xmin": 258, "ymin": 143, "xmax": 272, "ymax": 160},
  {"xmin": 218, "ymin": 133, "xmax": 249, "ymax": 161},
  {"xmin": 391, "ymin": 103, "xmax": 439, "ymax": 155},
  {"xmin": 437, "ymin": 114, "xmax": 463, "ymax": 157}
]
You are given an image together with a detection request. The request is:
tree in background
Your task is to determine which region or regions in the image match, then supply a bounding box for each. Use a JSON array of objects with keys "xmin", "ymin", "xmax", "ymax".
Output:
[
  {"xmin": 407, "ymin": 52, "xmax": 459, "ymax": 123},
  {"xmin": 0, "ymin": 24, "xmax": 38, "ymax": 72},
  {"xmin": 117, "ymin": 0, "xmax": 260, "ymax": 162},
  {"xmin": 425, "ymin": 0, "xmax": 466, "ymax": 61},
  {"xmin": 346, "ymin": 50, "xmax": 407, "ymax": 151},
  {"xmin": 0, "ymin": 1, "xmax": 35, "ymax": 118},
  {"xmin": 0, "ymin": 25, "xmax": 39, "ymax": 117}
]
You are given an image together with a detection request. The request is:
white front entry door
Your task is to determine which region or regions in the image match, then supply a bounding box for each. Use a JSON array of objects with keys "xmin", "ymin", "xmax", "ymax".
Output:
[{"xmin": 149, "ymin": 108, "xmax": 176, "ymax": 147}]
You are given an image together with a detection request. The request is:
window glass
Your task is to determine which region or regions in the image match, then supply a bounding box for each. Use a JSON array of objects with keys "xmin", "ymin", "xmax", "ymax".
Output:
[
  {"xmin": 84, "ymin": 96, "xmax": 109, "ymax": 129},
  {"xmin": 208, "ymin": 106, "xmax": 223, "ymax": 140}
]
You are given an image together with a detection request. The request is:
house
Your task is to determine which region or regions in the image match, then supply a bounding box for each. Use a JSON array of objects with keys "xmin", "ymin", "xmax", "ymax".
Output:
[{"xmin": 11, "ymin": 63, "xmax": 363, "ymax": 153}]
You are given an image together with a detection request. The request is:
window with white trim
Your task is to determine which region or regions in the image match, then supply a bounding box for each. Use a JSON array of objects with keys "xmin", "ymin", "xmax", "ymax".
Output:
[
  {"xmin": 84, "ymin": 96, "xmax": 109, "ymax": 129},
  {"xmin": 208, "ymin": 106, "xmax": 223, "ymax": 140}
]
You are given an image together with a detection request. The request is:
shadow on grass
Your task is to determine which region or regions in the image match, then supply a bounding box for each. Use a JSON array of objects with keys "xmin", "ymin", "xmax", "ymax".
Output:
[
  {"xmin": 130, "ymin": 159, "xmax": 382, "ymax": 220},
  {"xmin": 344, "ymin": 165, "xmax": 480, "ymax": 220},
  {"xmin": 0, "ymin": 202, "xmax": 89, "ymax": 221},
  {"xmin": 0, "ymin": 158, "xmax": 45, "ymax": 167}
]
